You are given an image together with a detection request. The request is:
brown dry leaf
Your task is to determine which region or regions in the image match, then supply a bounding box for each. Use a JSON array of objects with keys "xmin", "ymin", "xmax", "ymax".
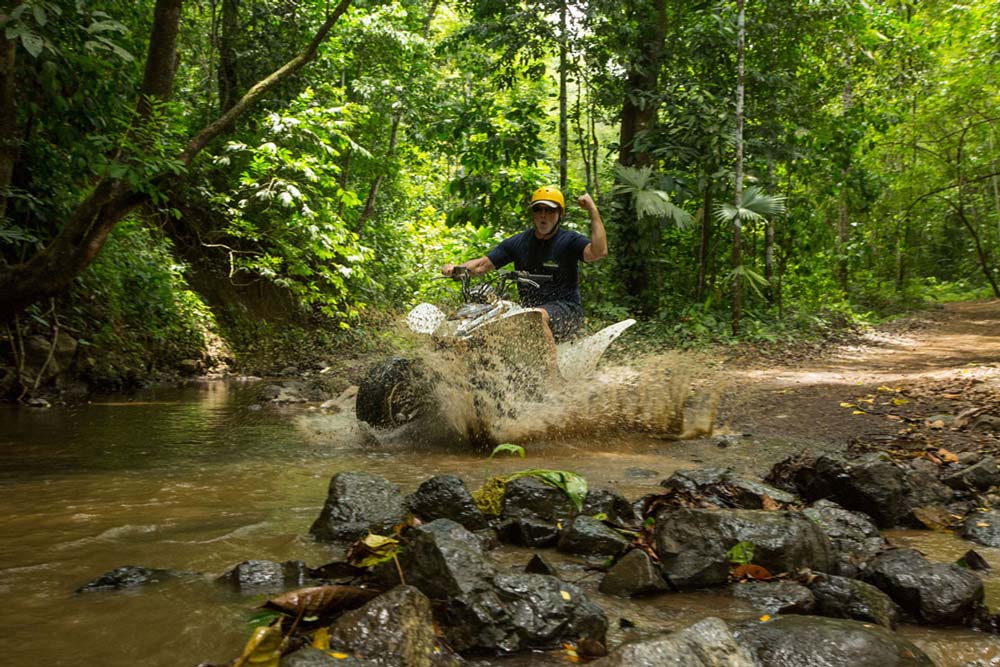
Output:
[
  {"xmin": 761, "ymin": 495, "xmax": 781, "ymax": 511},
  {"xmin": 911, "ymin": 506, "xmax": 953, "ymax": 531},
  {"xmin": 937, "ymin": 448, "xmax": 960, "ymax": 463},
  {"xmin": 732, "ymin": 564, "xmax": 773, "ymax": 580},
  {"xmin": 928, "ymin": 420, "xmax": 945, "ymax": 429},
  {"xmin": 261, "ymin": 585, "xmax": 380, "ymax": 618},
  {"xmin": 923, "ymin": 451, "xmax": 943, "ymax": 465}
]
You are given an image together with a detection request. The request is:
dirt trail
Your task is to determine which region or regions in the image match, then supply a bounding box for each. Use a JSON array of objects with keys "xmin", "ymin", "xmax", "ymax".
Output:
[{"xmin": 714, "ymin": 300, "xmax": 1000, "ymax": 457}]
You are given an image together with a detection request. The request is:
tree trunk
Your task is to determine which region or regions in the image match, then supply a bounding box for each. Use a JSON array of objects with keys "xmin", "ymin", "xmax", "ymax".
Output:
[
  {"xmin": 615, "ymin": 0, "xmax": 667, "ymax": 313},
  {"xmin": 558, "ymin": 0, "xmax": 568, "ymax": 189},
  {"xmin": 218, "ymin": 0, "xmax": 240, "ymax": 113},
  {"xmin": 0, "ymin": 0, "xmax": 354, "ymax": 322},
  {"xmin": 0, "ymin": 3, "xmax": 19, "ymax": 223},
  {"xmin": 358, "ymin": 113, "xmax": 401, "ymax": 229},
  {"xmin": 696, "ymin": 183, "xmax": 712, "ymax": 301},
  {"xmin": 731, "ymin": 0, "xmax": 746, "ymax": 336}
]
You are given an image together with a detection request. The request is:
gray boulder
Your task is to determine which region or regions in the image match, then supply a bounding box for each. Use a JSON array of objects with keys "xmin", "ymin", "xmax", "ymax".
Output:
[
  {"xmin": 328, "ymin": 586, "xmax": 446, "ymax": 667},
  {"xmin": 557, "ymin": 515, "xmax": 632, "ymax": 558},
  {"xmin": 862, "ymin": 548, "xmax": 984, "ymax": 625},
  {"xmin": 654, "ymin": 508, "xmax": 835, "ymax": 589},
  {"xmin": 589, "ymin": 617, "xmax": 756, "ymax": 667},
  {"xmin": 217, "ymin": 559, "xmax": 308, "ymax": 594},
  {"xmin": 733, "ymin": 615, "xmax": 935, "ymax": 666},
  {"xmin": 803, "ymin": 499, "xmax": 886, "ymax": 577},
  {"xmin": 963, "ymin": 510, "xmax": 1000, "ymax": 548},
  {"xmin": 599, "ymin": 549, "xmax": 669, "ymax": 597},
  {"xmin": 582, "ymin": 488, "xmax": 642, "ymax": 526},
  {"xmin": 497, "ymin": 517, "xmax": 560, "ymax": 548},
  {"xmin": 807, "ymin": 573, "xmax": 902, "ymax": 629},
  {"xmin": 440, "ymin": 574, "xmax": 607, "ymax": 653},
  {"xmin": 663, "ymin": 467, "xmax": 797, "ymax": 508},
  {"xmin": 731, "ymin": 581, "xmax": 814, "ymax": 615},
  {"xmin": 943, "ymin": 455, "xmax": 1000, "ymax": 492},
  {"xmin": 310, "ymin": 472, "xmax": 407, "ymax": 543},
  {"xmin": 398, "ymin": 519, "xmax": 495, "ymax": 599},
  {"xmin": 501, "ymin": 475, "xmax": 576, "ymax": 522},
  {"xmin": 76, "ymin": 565, "xmax": 176, "ymax": 593},
  {"xmin": 407, "ymin": 475, "xmax": 487, "ymax": 531}
]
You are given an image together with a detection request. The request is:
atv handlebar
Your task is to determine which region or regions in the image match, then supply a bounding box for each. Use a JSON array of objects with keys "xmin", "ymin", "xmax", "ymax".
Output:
[{"xmin": 446, "ymin": 267, "xmax": 551, "ymax": 302}]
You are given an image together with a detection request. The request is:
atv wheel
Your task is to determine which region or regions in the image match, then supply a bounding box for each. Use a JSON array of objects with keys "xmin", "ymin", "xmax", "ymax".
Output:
[{"xmin": 355, "ymin": 357, "xmax": 431, "ymax": 429}]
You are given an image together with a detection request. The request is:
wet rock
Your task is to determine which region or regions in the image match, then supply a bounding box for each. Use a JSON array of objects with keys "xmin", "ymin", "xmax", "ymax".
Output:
[
  {"xmin": 589, "ymin": 617, "xmax": 756, "ymax": 667},
  {"xmin": 310, "ymin": 472, "xmax": 407, "ymax": 543},
  {"xmin": 76, "ymin": 565, "xmax": 175, "ymax": 593},
  {"xmin": 398, "ymin": 519, "xmax": 495, "ymax": 599},
  {"xmin": 958, "ymin": 549, "xmax": 991, "ymax": 571},
  {"xmin": 943, "ymin": 456, "xmax": 1000, "ymax": 492},
  {"xmin": 494, "ymin": 573, "xmax": 607, "ymax": 649},
  {"xmin": 501, "ymin": 476, "xmax": 576, "ymax": 523},
  {"xmin": 281, "ymin": 647, "xmax": 378, "ymax": 667},
  {"xmin": 962, "ymin": 510, "xmax": 1000, "ymax": 548},
  {"xmin": 582, "ymin": 488, "xmax": 641, "ymax": 526},
  {"xmin": 662, "ymin": 467, "xmax": 797, "ymax": 509},
  {"xmin": 524, "ymin": 554, "xmax": 559, "ymax": 576},
  {"xmin": 328, "ymin": 585, "xmax": 443, "ymax": 667},
  {"xmin": 904, "ymin": 469, "xmax": 955, "ymax": 510},
  {"xmin": 731, "ymin": 581, "xmax": 814, "ymax": 615},
  {"xmin": 440, "ymin": 574, "xmax": 607, "ymax": 653},
  {"xmin": 178, "ymin": 359, "xmax": 202, "ymax": 376},
  {"xmin": 217, "ymin": 559, "xmax": 308, "ymax": 594},
  {"xmin": 654, "ymin": 508, "xmax": 835, "ymax": 589},
  {"xmin": 497, "ymin": 517, "xmax": 560, "ymax": 548},
  {"xmin": 309, "ymin": 560, "xmax": 365, "ymax": 584},
  {"xmin": 807, "ymin": 573, "xmax": 902, "ymax": 629},
  {"xmin": 733, "ymin": 615, "xmax": 935, "ymax": 667},
  {"xmin": 862, "ymin": 548, "xmax": 984, "ymax": 625},
  {"xmin": 25, "ymin": 397, "xmax": 51, "ymax": 408},
  {"xmin": 557, "ymin": 515, "xmax": 631, "ymax": 558},
  {"xmin": 406, "ymin": 475, "xmax": 487, "ymax": 531},
  {"xmin": 803, "ymin": 499, "xmax": 886, "ymax": 577},
  {"xmin": 765, "ymin": 450, "xmax": 849, "ymax": 500},
  {"xmin": 624, "ymin": 467, "xmax": 659, "ymax": 480},
  {"xmin": 598, "ymin": 549, "xmax": 668, "ymax": 597},
  {"xmin": 838, "ymin": 457, "xmax": 910, "ymax": 528}
]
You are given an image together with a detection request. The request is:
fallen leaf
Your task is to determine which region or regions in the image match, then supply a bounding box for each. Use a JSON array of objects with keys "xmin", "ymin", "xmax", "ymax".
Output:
[
  {"xmin": 928, "ymin": 420, "xmax": 945, "ymax": 429},
  {"xmin": 732, "ymin": 564, "xmax": 773, "ymax": 580},
  {"xmin": 852, "ymin": 410, "xmax": 866, "ymax": 415},
  {"xmin": 262, "ymin": 585, "xmax": 381, "ymax": 618},
  {"xmin": 761, "ymin": 495, "xmax": 781, "ymax": 510},
  {"xmin": 978, "ymin": 522, "xmax": 991, "ymax": 528},
  {"xmin": 877, "ymin": 386, "xmax": 898, "ymax": 393},
  {"xmin": 840, "ymin": 402, "xmax": 856, "ymax": 408},
  {"xmin": 560, "ymin": 590, "xmax": 572, "ymax": 601},
  {"xmin": 887, "ymin": 415, "xmax": 901, "ymax": 421},
  {"xmin": 233, "ymin": 623, "xmax": 284, "ymax": 667},
  {"xmin": 892, "ymin": 397, "xmax": 910, "ymax": 406},
  {"xmin": 937, "ymin": 448, "xmax": 960, "ymax": 463},
  {"xmin": 759, "ymin": 614, "xmax": 772, "ymax": 622},
  {"xmin": 311, "ymin": 628, "xmax": 331, "ymax": 651}
]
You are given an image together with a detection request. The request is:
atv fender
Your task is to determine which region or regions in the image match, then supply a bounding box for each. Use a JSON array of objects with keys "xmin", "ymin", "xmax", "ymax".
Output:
[{"xmin": 555, "ymin": 319, "xmax": 636, "ymax": 382}]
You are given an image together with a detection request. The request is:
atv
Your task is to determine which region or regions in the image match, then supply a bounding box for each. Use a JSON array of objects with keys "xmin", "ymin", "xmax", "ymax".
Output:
[{"xmin": 355, "ymin": 268, "xmax": 635, "ymax": 446}]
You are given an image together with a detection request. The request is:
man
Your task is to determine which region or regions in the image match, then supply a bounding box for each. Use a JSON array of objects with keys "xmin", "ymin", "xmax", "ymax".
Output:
[{"xmin": 441, "ymin": 186, "xmax": 608, "ymax": 344}]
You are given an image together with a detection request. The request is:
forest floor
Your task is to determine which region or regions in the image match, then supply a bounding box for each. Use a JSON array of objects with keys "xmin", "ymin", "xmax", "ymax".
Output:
[{"xmin": 715, "ymin": 299, "xmax": 1000, "ymax": 463}]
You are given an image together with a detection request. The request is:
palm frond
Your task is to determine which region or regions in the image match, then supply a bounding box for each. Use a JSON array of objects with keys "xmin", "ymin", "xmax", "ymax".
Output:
[
  {"xmin": 612, "ymin": 164, "xmax": 693, "ymax": 228},
  {"xmin": 714, "ymin": 186, "xmax": 786, "ymax": 224}
]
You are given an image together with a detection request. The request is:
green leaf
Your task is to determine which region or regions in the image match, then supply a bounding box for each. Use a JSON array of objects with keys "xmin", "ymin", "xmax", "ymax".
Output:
[
  {"xmin": 510, "ymin": 469, "xmax": 588, "ymax": 512},
  {"xmin": 728, "ymin": 541, "xmax": 755, "ymax": 565},
  {"xmin": 489, "ymin": 443, "xmax": 525, "ymax": 459},
  {"xmin": 20, "ymin": 31, "xmax": 43, "ymax": 57}
]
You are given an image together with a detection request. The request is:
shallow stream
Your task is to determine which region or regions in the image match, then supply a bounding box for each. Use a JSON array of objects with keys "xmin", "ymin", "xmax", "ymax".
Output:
[{"xmin": 1, "ymin": 380, "xmax": 999, "ymax": 666}]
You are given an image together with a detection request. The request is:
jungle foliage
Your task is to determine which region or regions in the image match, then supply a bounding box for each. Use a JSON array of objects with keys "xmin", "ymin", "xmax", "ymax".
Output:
[{"xmin": 2, "ymin": 0, "xmax": 999, "ymax": 379}]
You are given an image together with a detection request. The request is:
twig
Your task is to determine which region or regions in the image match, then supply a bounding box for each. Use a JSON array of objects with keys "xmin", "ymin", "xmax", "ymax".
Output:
[{"xmin": 32, "ymin": 298, "xmax": 59, "ymax": 392}]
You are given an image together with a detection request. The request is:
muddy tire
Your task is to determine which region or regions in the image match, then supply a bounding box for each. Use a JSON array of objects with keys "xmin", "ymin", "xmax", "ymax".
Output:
[{"xmin": 355, "ymin": 357, "xmax": 432, "ymax": 429}]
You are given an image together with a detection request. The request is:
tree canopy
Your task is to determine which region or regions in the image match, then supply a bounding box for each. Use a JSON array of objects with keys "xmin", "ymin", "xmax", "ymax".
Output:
[{"xmin": 2, "ymin": 0, "xmax": 999, "ymax": 369}]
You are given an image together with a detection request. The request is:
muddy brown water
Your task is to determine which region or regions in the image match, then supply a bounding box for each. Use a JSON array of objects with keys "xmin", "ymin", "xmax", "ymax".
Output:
[{"xmin": 1, "ymin": 380, "xmax": 999, "ymax": 666}]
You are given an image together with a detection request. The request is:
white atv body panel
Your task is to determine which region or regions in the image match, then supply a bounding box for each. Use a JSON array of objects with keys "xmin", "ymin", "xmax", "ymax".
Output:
[{"xmin": 555, "ymin": 319, "xmax": 636, "ymax": 382}]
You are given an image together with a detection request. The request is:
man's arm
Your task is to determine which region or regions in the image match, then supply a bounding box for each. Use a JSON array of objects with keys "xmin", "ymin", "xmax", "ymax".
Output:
[
  {"xmin": 441, "ymin": 256, "xmax": 496, "ymax": 277},
  {"xmin": 579, "ymin": 193, "xmax": 608, "ymax": 262}
]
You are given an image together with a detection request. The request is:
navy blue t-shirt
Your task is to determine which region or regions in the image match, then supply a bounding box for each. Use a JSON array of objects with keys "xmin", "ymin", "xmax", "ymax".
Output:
[{"xmin": 486, "ymin": 227, "xmax": 591, "ymax": 307}]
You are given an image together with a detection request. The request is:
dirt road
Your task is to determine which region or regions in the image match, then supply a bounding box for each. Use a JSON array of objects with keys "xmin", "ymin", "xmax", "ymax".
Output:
[{"xmin": 715, "ymin": 300, "xmax": 1000, "ymax": 460}]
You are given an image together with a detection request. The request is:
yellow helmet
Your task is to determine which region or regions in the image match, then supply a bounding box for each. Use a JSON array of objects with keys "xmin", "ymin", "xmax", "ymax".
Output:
[{"xmin": 530, "ymin": 186, "xmax": 565, "ymax": 211}]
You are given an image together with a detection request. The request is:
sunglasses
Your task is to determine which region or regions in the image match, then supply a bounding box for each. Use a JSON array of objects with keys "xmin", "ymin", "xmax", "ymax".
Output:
[{"xmin": 532, "ymin": 204, "xmax": 558, "ymax": 213}]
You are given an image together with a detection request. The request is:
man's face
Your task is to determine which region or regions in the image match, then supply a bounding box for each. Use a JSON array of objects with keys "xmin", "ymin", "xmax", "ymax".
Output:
[{"xmin": 531, "ymin": 204, "xmax": 561, "ymax": 239}]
